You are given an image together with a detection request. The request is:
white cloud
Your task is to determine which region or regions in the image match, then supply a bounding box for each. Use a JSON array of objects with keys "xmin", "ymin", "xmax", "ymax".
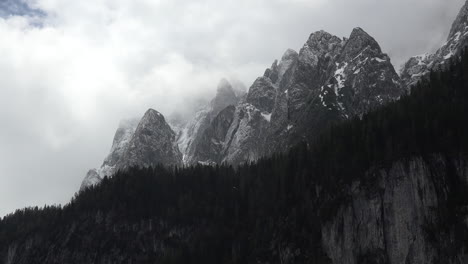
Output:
[{"xmin": 0, "ymin": 0, "xmax": 465, "ymax": 216}]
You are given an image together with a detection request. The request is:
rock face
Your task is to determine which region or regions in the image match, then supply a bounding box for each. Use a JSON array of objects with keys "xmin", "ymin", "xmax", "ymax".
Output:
[
  {"xmin": 401, "ymin": 0, "xmax": 468, "ymax": 88},
  {"xmin": 80, "ymin": 110, "xmax": 181, "ymax": 190},
  {"xmin": 80, "ymin": 118, "xmax": 139, "ymax": 190},
  {"xmin": 190, "ymin": 105, "xmax": 236, "ymax": 165},
  {"xmin": 117, "ymin": 109, "xmax": 182, "ymax": 170},
  {"xmin": 265, "ymin": 28, "xmax": 403, "ymax": 156},
  {"xmin": 176, "ymin": 79, "xmax": 240, "ymax": 165},
  {"xmin": 321, "ymin": 155, "xmax": 468, "ymax": 264}
]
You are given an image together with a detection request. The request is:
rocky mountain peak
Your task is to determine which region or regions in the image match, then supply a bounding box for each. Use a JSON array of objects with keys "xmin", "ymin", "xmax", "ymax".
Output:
[
  {"xmin": 302, "ymin": 30, "xmax": 344, "ymax": 59},
  {"xmin": 211, "ymin": 79, "xmax": 238, "ymax": 114},
  {"xmin": 401, "ymin": 0, "xmax": 468, "ymax": 89},
  {"xmin": 449, "ymin": 0, "xmax": 468, "ymax": 39},
  {"xmin": 342, "ymin": 27, "xmax": 382, "ymax": 59},
  {"xmin": 140, "ymin": 108, "xmax": 166, "ymax": 124},
  {"xmin": 246, "ymin": 77, "xmax": 276, "ymax": 113},
  {"xmin": 281, "ymin": 48, "xmax": 299, "ymax": 62},
  {"xmin": 118, "ymin": 108, "xmax": 182, "ymax": 169},
  {"xmin": 102, "ymin": 118, "xmax": 140, "ymax": 168}
]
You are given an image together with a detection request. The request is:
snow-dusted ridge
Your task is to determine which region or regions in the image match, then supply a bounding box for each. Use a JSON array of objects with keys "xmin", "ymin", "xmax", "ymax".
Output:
[{"xmin": 81, "ymin": 0, "xmax": 468, "ymax": 188}]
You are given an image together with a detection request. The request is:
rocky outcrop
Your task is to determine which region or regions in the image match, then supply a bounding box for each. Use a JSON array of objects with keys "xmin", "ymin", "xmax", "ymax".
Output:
[
  {"xmin": 80, "ymin": 110, "xmax": 182, "ymax": 190},
  {"xmin": 118, "ymin": 109, "xmax": 182, "ymax": 170},
  {"xmin": 191, "ymin": 105, "xmax": 236, "ymax": 165},
  {"xmin": 401, "ymin": 0, "xmax": 468, "ymax": 89},
  {"xmin": 321, "ymin": 154, "xmax": 468, "ymax": 264},
  {"xmin": 177, "ymin": 79, "xmax": 240, "ymax": 165}
]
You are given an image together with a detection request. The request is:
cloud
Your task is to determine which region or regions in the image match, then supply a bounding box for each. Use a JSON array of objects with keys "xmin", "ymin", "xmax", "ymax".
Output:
[{"xmin": 0, "ymin": 0, "xmax": 465, "ymax": 216}]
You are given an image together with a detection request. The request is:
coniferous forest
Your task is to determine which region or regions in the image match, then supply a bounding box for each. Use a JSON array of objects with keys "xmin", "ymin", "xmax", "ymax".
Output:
[{"xmin": 1, "ymin": 51, "xmax": 468, "ymax": 263}]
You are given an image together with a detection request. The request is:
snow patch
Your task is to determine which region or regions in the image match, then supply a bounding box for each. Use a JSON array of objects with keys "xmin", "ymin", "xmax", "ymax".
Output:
[
  {"xmin": 374, "ymin": 57, "xmax": 386, "ymax": 63},
  {"xmin": 261, "ymin": 112, "xmax": 272, "ymax": 122},
  {"xmin": 444, "ymin": 51, "xmax": 454, "ymax": 60},
  {"xmin": 334, "ymin": 62, "xmax": 348, "ymax": 95}
]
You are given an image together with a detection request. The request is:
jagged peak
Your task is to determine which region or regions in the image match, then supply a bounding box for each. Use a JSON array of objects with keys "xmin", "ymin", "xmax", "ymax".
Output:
[
  {"xmin": 348, "ymin": 27, "xmax": 381, "ymax": 50},
  {"xmin": 350, "ymin": 27, "xmax": 368, "ymax": 37},
  {"xmin": 449, "ymin": 0, "xmax": 468, "ymax": 39},
  {"xmin": 299, "ymin": 30, "xmax": 343, "ymax": 66},
  {"xmin": 271, "ymin": 59, "xmax": 279, "ymax": 68},
  {"xmin": 341, "ymin": 27, "xmax": 382, "ymax": 59},
  {"xmin": 306, "ymin": 30, "xmax": 341, "ymax": 47},
  {"xmin": 281, "ymin": 49, "xmax": 298, "ymax": 61},
  {"xmin": 211, "ymin": 78, "xmax": 238, "ymax": 113},
  {"xmin": 141, "ymin": 108, "xmax": 166, "ymax": 124}
]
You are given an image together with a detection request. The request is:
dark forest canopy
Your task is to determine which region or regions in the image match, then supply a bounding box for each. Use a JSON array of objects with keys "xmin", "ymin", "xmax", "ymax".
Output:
[{"xmin": 1, "ymin": 50, "xmax": 468, "ymax": 263}]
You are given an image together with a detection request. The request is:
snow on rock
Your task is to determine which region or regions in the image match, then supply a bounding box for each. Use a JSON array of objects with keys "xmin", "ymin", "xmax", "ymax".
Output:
[
  {"xmin": 334, "ymin": 62, "xmax": 348, "ymax": 95},
  {"xmin": 261, "ymin": 112, "xmax": 272, "ymax": 122}
]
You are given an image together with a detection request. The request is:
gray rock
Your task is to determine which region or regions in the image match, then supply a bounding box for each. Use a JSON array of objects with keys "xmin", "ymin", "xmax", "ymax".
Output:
[
  {"xmin": 401, "ymin": 0, "xmax": 468, "ymax": 89},
  {"xmin": 221, "ymin": 27, "xmax": 403, "ymax": 165},
  {"xmin": 80, "ymin": 109, "xmax": 182, "ymax": 190},
  {"xmin": 191, "ymin": 105, "xmax": 236, "ymax": 164},
  {"xmin": 321, "ymin": 155, "xmax": 467, "ymax": 264},
  {"xmin": 177, "ymin": 79, "xmax": 240, "ymax": 165},
  {"xmin": 118, "ymin": 109, "xmax": 182, "ymax": 170}
]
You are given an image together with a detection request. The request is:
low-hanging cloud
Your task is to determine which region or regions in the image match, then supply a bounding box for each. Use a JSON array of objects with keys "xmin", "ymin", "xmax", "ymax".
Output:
[{"xmin": 0, "ymin": 0, "xmax": 464, "ymax": 216}]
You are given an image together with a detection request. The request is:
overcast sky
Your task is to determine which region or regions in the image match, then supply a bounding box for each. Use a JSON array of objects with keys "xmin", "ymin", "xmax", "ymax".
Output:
[{"xmin": 0, "ymin": 0, "xmax": 465, "ymax": 217}]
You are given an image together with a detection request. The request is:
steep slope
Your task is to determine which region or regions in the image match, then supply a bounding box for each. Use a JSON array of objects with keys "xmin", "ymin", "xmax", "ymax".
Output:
[
  {"xmin": 190, "ymin": 105, "xmax": 236, "ymax": 165},
  {"xmin": 81, "ymin": 109, "xmax": 182, "ymax": 190},
  {"xmin": 80, "ymin": 118, "xmax": 139, "ymax": 190},
  {"xmin": 117, "ymin": 109, "xmax": 182, "ymax": 170},
  {"xmin": 401, "ymin": 0, "xmax": 468, "ymax": 88},
  {"xmin": 218, "ymin": 27, "xmax": 403, "ymax": 165}
]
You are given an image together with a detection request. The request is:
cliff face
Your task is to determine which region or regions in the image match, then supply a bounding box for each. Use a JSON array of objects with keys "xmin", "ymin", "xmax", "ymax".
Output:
[
  {"xmin": 322, "ymin": 155, "xmax": 468, "ymax": 264},
  {"xmin": 118, "ymin": 109, "xmax": 182, "ymax": 169}
]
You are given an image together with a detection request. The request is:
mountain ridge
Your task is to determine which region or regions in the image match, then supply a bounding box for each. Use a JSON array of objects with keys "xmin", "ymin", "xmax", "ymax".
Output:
[{"xmin": 81, "ymin": 0, "xmax": 468, "ymax": 189}]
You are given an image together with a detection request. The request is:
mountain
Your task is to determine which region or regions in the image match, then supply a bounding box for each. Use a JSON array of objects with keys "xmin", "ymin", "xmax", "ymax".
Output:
[
  {"xmin": 194, "ymin": 27, "xmax": 404, "ymax": 165},
  {"xmin": 401, "ymin": 0, "xmax": 468, "ymax": 88},
  {"xmin": 2, "ymin": 47, "xmax": 468, "ymax": 264},
  {"xmin": 80, "ymin": 0, "xmax": 468, "ymax": 183},
  {"xmin": 117, "ymin": 109, "xmax": 182, "ymax": 170},
  {"xmin": 82, "ymin": 26, "xmax": 404, "ymax": 180},
  {"xmin": 80, "ymin": 109, "xmax": 181, "ymax": 190},
  {"xmin": 80, "ymin": 118, "xmax": 139, "ymax": 191},
  {"xmin": 176, "ymin": 78, "xmax": 240, "ymax": 165}
]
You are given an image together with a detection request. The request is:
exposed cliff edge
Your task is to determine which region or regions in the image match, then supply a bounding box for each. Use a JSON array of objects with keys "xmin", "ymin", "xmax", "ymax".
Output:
[{"xmin": 322, "ymin": 154, "xmax": 468, "ymax": 264}]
